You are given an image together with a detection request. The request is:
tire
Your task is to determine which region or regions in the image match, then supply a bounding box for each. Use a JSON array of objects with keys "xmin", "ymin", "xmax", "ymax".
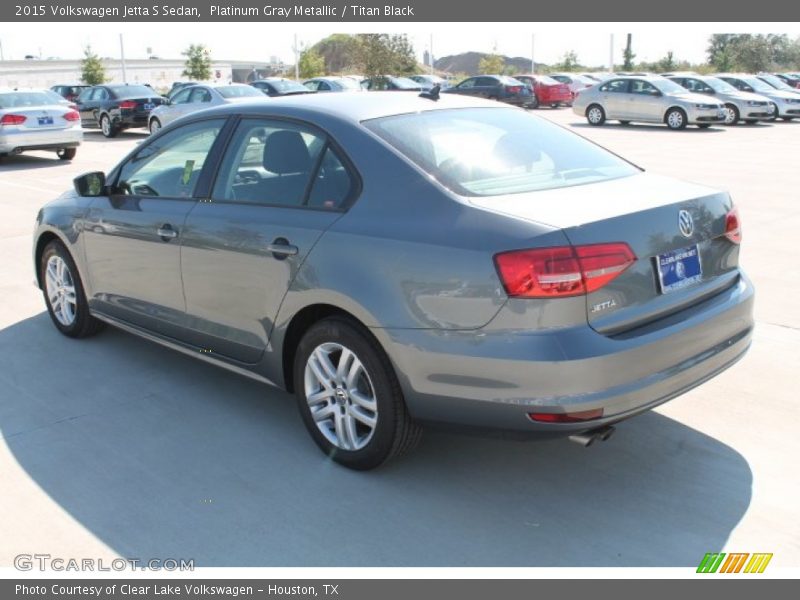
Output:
[
  {"xmin": 619, "ymin": 120, "xmax": 631, "ymax": 125},
  {"xmin": 781, "ymin": 117, "xmax": 794, "ymax": 121},
  {"xmin": 550, "ymin": 103, "xmax": 559, "ymax": 109},
  {"xmin": 586, "ymin": 104, "xmax": 606, "ymax": 126},
  {"xmin": 529, "ymin": 94, "xmax": 539, "ymax": 109},
  {"xmin": 744, "ymin": 120, "xmax": 758, "ymax": 125},
  {"xmin": 40, "ymin": 240, "xmax": 104, "ymax": 338},
  {"xmin": 767, "ymin": 103, "xmax": 778, "ymax": 122},
  {"xmin": 57, "ymin": 147, "xmax": 77, "ymax": 160},
  {"xmin": 665, "ymin": 107, "xmax": 687, "ymax": 130},
  {"xmin": 698, "ymin": 124, "xmax": 712, "ymax": 129},
  {"xmin": 294, "ymin": 317, "xmax": 422, "ymax": 470},
  {"xmin": 149, "ymin": 118, "xmax": 162, "ymax": 135},
  {"xmin": 723, "ymin": 104, "xmax": 740, "ymax": 125},
  {"xmin": 100, "ymin": 114, "xmax": 118, "ymax": 138}
]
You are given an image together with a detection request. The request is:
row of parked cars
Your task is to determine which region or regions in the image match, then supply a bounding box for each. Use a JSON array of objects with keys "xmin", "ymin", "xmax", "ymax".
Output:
[{"xmin": 573, "ymin": 72, "xmax": 800, "ymax": 129}]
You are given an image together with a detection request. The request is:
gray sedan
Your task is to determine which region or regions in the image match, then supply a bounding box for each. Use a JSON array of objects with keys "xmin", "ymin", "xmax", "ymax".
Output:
[
  {"xmin": 715, "ymin": 74, "xmax": 800, "ymax": 121},
  {"xmin": 573, "ymin": 75, "xmax": 726, "ymax": 129},
  {"xmin": 147, "ymin": 84, "xmax": 265, "ymax": 133},
  {"xmin": 32, "ymin": 93, "xmax": 753, "ymax": 469},
  {"xmin": 667, "ymin": 74, "xmax": 774, "ymax": 124},
  {"xmin": 0, "ymin": 89, "xmax": 82, "ymax": 160}
]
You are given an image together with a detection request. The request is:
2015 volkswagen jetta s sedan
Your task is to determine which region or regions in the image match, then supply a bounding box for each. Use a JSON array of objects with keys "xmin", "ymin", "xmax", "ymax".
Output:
[{"xmin": 32, "ymin": 93, "xmax": 754, "ymax": 470}]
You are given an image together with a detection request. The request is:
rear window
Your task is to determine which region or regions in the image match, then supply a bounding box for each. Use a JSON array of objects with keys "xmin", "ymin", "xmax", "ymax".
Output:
[
  {"xmin": 0, "ymin": 92, "xmax": 58, "ymax": 108},
  {"xmin": 535, "ymin": 76, "xmax": 561, "ymax": 85},
  {"xmin": 336, "ymin": 77, "xmax": 361, "ymax": 90},
  {"xmin": 261, "ymin": 79, "xmax": 308, "ymax": 93},
  {"xmin": 217, "ymin": 85, "xmax": 264, "ymax": 98},
  {"xmin": 363, "ymin": 107, "xmax": 639, "ymax": 197},
  {"xmin": 109, "ymin": 85, "xmax": 157, "ymax": 98}
]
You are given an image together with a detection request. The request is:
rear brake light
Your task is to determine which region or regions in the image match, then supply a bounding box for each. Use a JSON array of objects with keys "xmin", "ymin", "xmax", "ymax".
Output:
[
  {"xmin": 63, "ymin": 110, "xmax": 80, "ymax": 122},
  {"xmin": 725, "ymin": 207, "xmax": 742, "ymax": 244},
  {"xmin": 118, "ymin": 100, "xmax": 137, "ymax": 109},
  {"xmin": 528, "ymin": 408, "xmax": 604, "ymax": 423},
  {"xmin": 494, "ymin": 243, "xmax": 636, "ymax": 298},
  {"xmin": 0, "ymin": 114, "xmax": 27, "ymax": 125},
  {"xmin": 505, "ymin": 85, "xmax": 522, "ymax": 94}
]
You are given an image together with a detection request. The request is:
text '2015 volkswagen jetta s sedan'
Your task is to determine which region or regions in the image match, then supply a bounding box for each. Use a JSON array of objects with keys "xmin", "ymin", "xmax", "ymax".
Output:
[{"xmin": 33, "ymin": 92, "xmax": 754, "ymax": 470}]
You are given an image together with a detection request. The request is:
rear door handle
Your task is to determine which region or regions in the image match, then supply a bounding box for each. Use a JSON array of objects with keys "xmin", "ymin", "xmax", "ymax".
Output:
[
  {"xmin": 157, "ymin": 224, "xmax": 178, "ymax": 240},
  {"xmin": 267, "ymin": 238, "xmax": 298, "ymax": 258}
]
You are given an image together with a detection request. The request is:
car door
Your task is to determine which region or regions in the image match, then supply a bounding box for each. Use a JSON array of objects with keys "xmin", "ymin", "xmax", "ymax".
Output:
[
  {"xmin": 81, "ymin": 118, "xmax": 228, "ymax": 336},
  {"xmin": 627, "ymin": 79, "xmax": 664, "ymax": 121},
  {"xmin": 473, "ymin": 77, "xmax": 498, "ymax": 98},
  {"xmin": 453, "ymin": 78, "xmax": 478, "ymax": 97},
  {"xmin": 597, "ymin": 79, "xmax": 630, "ymax": 118},
  {"xmin": 160, "ymin": 87, "xmax": 195, "ymax": 124},
  {"xmin": 179, "ymin": 117, "xmax": 356, "ymax": 363},
  {"xmin": 76, "ymin": 87, "xmax": 105, "ymax": 127}
]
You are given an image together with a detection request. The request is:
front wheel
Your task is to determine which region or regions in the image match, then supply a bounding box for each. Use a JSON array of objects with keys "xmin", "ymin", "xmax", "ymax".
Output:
[
  {"xmin": 723, "ymin": 104, "xmax": 740, "ymax": 125},
  {"xmin": 665, "ymin": 108, "xmax": 687, "ymax": 130},
  {"xmin": 40, "ymin": 240, "xmax": 103, "ymax": 338},
  {"xmin": 294, "ymin": 317, "xmax": 422, "ymax": 470},
  {"xmin": 586, "ymin": 104, "xmax": 606, "ymax": 126}
]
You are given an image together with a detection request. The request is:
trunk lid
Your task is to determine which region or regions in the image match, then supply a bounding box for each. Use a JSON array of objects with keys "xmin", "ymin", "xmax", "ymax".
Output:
[
  {"xmin": 4, "ymin": 104, "xmax": 75, "ymax": 130},
  {"xmin": 470, "ymin": 172, "xmax": 740, "ymax": 334}
]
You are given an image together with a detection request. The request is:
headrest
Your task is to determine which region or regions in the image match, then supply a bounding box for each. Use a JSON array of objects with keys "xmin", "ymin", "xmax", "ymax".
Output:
[{"xmin": 263, "ymin": 130, "xmax": 311, "ymax": 174}]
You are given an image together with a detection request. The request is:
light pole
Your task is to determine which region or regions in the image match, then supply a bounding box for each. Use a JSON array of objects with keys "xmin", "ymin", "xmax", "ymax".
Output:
[
  {"xmin": 119, "ymin": 33, "xmax": 127, "ymax": 83},
  {"xmin": 531, "ymin": 34, "xmax": 535, "ymax": 74}
]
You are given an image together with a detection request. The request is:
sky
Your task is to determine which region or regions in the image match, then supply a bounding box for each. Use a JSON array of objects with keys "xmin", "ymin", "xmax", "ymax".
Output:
[{"xmin": 1, "ymin": 22, "xmax": 799, "ymax": 67}]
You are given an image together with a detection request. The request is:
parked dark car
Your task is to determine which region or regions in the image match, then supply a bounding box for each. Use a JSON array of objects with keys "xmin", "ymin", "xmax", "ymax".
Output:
[
  {"xmin": 250, "ymin": 78, "xmax": 314, "ymax": 97},
  {"xmin": 50, "ymin": 84, "xmax": 91, "ymax": 103},
  {"xmin": 362, "ymin": 76, "xmax": 422, "ymax": 91},
  {"xmin": 444, "ymin": 75, "xmax": 534, "ymax": 107},
  {"xmin": 75, "ymin": 84, "xmax": 167, "ymax": 137}
]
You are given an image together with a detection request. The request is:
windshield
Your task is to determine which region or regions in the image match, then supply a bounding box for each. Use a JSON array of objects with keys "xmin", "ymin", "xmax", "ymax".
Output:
[
  {"xmin": 110, "ymin": 85, "xmax": 157, "ymax": 98},
  {"xmin": 653, "ymin": 78, "xmax": 689, "ymax": 94},
  {"xmin": 364, "ymin": 107, "xmax": 639, "ymax": 197},
  {"xmin": 217, "ymin": 85, "xmax": 264, "ymax": 98},
  {"xmin": 740, "ymin": 77, "xmax": 775, "ymax": 93},
  {"xmin": 266, "ymin": 79, "xmax": 309, "ymax": 93},
  {"xmin": 758, "ymin": 74, "xmax": 792, "ymax": 90},
  {"xmin": 0, "ymin": 91, "xmax": 60, "ymax": 108},
  {"xmin": 703, "ymin": 77, "xmax": 737, "ymax": 93},
  {"xmin": 336, "ymin": 77, "xmax": 361, "ymax": 90}
]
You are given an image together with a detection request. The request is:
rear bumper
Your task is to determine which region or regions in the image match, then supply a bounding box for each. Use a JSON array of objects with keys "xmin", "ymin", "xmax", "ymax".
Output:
[
  {"xmin": 0, "ymin": 126, "xmax": 82, "ymax": 153},
  {"xmin": 379, "ymin": 272, "xmax": 754, "ymax": 435}
]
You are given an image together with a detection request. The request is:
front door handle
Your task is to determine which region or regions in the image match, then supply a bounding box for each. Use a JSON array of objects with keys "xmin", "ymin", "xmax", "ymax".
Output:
[
  {"xmin": 267, "ymin": 238, "xmax": 298, "ymax": 259},
  {"xmin": 157, "ymin": 224, "xmax": 178, "ymax": 240}
]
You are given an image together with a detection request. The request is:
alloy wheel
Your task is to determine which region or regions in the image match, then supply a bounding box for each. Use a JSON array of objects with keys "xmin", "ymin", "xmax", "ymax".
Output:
[
  {"xmin": 667, "ymin": 110, "xmax": 684, "ymax": 129},
  {"xmin": 587, "ymin": 107, "xmax": 603, "ymax": 124},
  {"xmin": 304, "ymin": 342, "xmax": 378, "ymax": 451},
  {"xmin": 45, "ymin": 255, "xmax": 77, "ymax": 326}
]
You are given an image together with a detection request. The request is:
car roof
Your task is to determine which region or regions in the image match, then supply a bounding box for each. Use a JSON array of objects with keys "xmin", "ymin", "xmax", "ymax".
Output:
[{"xmin": 185, "ymin": 90, "xmax": 507, "ymax": 123}]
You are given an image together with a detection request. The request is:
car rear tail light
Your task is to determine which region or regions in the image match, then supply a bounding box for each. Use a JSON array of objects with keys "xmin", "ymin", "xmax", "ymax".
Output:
[
  {"xmin": 63, "ymin": 110, "xmax": 80, "ymax": 122},
  {"xmin": 505, "ymin": 85, "xmax": 522, "ymax": 94},
  {"xmin": 528, "ymin": 408, "xmax": 604, "ymax": 423},
  {"xmin": 494, "ymin": 243, "xmax": 636, "ymax": 298},
  {"xmin": 725, "ymin": 207, "xmax": 742, "ymax": 244},
  {"xmin": 118, "ymin": 100, "xmax": 137, "ymax": 109},
  {"xmin": 0, "ymin": 114, "xmax": 27, "ymax": 125}
]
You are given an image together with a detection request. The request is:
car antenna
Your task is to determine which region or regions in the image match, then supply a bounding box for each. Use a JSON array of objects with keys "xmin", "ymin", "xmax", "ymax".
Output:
[{"xmin": 420, "ymin": 84, "xmax": 440, "ymax": 101}]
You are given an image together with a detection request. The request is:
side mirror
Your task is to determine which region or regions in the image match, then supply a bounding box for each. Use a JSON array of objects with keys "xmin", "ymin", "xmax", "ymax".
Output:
[
  {"xmin": 650, "ymin": 89, "xmax": 662, "ymax": 96},
  {"xmin": 73, "ymin": 171, "xmax": 106, "ymax": 197}
]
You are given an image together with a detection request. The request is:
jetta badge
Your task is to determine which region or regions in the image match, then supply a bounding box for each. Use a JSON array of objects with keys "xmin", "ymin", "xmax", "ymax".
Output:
[{"xmin": 678, "ymin": 210, "xmax": 694, "ymax": 238}]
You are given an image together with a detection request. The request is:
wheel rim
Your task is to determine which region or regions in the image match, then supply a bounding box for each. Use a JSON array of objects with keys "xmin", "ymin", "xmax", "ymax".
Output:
[
  {"xmin": 150, "ymin": 119, "xmax": 160, "ymax": 134},
  {"xmin": 588, "ymin": 107, "xmax": 602, "ymax": 123},
  {"xmin": 667, "ymin": 111, "xmax": 683, "ymax": 128},
  {"xmin": 304, "ymin": 342, "xmax": 378, "ymax": 451},
  {"xmin": 101, "ymin": 117, "xmax": 110, "ymax": 135},
  {"xmin": 724, "ymin": 107, "xmax": 737, "ymax": 124},
  {"xmin": 45, "ymin": 255, "xmax": 77, "ymax": 326}
]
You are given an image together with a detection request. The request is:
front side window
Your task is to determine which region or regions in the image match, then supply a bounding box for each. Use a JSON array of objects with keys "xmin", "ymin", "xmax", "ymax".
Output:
[
  {"xmin": 600, "ymin": 79, "xmax": 628, "ymax": 93},
  {"xmin": 189, "ymin": 87, "xmax": 212, "ymax": 103},
  {"xmin": 364, "ymin": 107, "xmax": 639, "ymax": 197},
  {"xmin": 457, "ymin": 78, "xmax": 476, "ymax": 89},
  {"xmin": 116, "ymin": 119, "xmax": 224, "ymax": 198},
  {"xmin": 211, "ymin": 119, "xmax": 353, "ymax": 210},
  {"xmin": 630, "ymin": 80, "xmax": 659, "ymax": 95},
  {"xmin": 171, "ymin": 88, "xmax": 192, "ymax": 104}
]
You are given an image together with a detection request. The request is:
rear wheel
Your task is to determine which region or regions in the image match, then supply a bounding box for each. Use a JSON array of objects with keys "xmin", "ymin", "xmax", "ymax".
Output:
[
  {"xmin": 586, "ymin": 104, "xmax": 606, "ymax": 126},
  {"xmin": 723, "ymin": 104, "xmax": 740, "ymax": 125},
  {"xmin": 619, "ymin": 120, "xmax": 631, "ymax": 125},
  {"xmin": 529, "ymin": 94, "xmax": 539, "ymax": 109},
  {"xmin": 665, "ymin": 107, "xmax": 687, "ymax": 130},
  {"xmin": 294, "ymin": 317, "xmax": 422, "ymax": 470},
  {"xmin": 57, "ymin": 148, "xmax": 77, "ymax": 160},
  {"xmin": 100, "ymin": 114, "xmax": 118, "ymax": 138},
  {"xmin": 40, "ymin": 240, "xmax": 103, "ymax": 338}
]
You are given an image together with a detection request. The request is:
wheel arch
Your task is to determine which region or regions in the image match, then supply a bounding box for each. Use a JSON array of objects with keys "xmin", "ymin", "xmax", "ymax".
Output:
[
  {"xmin": 34, "ymin": 229, "xmax": 69, "ymax": 289},
  {"xmin": 663, "ymin": 105, "xmax": 687, "ymax": 123}
]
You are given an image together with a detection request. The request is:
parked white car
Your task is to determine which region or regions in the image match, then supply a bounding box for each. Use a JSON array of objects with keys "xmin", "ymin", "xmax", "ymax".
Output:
[
  {"xmin": 667, "ymin": 74, "xmax": 775, "ymax": 125},
  {"xmin": 0, "ymin": 89, "xmax": 82, "ymax": 160}
]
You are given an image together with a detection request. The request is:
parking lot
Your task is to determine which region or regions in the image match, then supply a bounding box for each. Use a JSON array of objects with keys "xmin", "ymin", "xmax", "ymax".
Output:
[{"xmin": 1, "ymin": 113, "xmax": 798, "ymax": 568}]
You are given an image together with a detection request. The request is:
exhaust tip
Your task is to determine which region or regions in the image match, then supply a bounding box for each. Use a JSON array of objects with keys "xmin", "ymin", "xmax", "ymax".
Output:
[{"xmin": 569, "ymin": 425, "xmax": 615, "ymax": 447}]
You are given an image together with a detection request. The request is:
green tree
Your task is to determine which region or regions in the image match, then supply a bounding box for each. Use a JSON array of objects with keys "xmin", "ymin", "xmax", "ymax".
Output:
[
  {"xmin": 298, "ymin": 48, "xmax": 325, "ymax": 78},
  {"xmin": 555, "ymin": 50, "xmax": 580, "ymax": 71},
  {"xmin": 657, "ymin": 51, "xmax": 676, "ymax": 72},
  {"xmin": 182, "ymin": 44, "xmax": 212, "ymax": 81},
  {"xmin": 478, "ymin": 53, "xmax": 505, "ymax": 74},
  {"xmin": 356, "ymin": 34, "xmax": 417, "ymax": 77},
  {"xmin": 312, "ymin": 33, "xmax": 363, "ymax": 73},
  {"xmin": 623, "ymin": 34, "xmax": 636, "ymax": 70},
  {"xmin": 80, "ymin": 45, "xmax": 106, "ymax": 85}
]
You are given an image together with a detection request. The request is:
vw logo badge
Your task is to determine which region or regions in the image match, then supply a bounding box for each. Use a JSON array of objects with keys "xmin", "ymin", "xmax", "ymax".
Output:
[{"xmin": 678, "ymin": 210, "xmax": 694, "ymax": 238}]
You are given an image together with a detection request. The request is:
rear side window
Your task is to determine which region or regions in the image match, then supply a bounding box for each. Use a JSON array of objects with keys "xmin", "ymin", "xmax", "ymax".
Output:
[
  {"xmin": 211, "ymin": 119, "xmax": 354, "ymax": 210},
  {"xmin": 364, "ymin": 107, "xmax": 639, "ymax": 197}
]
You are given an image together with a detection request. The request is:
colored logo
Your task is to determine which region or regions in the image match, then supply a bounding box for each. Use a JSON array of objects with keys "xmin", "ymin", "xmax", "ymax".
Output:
[{"xmin": 697, "ymin": 552, "xmax": 773, "ymax": 573}]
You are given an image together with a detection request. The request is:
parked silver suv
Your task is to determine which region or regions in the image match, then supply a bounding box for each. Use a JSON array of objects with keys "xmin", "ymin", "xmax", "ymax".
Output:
[
  {"xmin": 667, "ymin": 74, "xmax": 774, "ymax": 125},
  {"xmin": 573, "ymin": 75, "xmax": 726, "ymax": 129}
]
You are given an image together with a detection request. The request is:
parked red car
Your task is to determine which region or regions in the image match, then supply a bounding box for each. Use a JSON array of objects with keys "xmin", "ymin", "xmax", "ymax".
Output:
[{"xmin": 515, "ymin": 75, "xmax": 572, "ymax": 108}]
